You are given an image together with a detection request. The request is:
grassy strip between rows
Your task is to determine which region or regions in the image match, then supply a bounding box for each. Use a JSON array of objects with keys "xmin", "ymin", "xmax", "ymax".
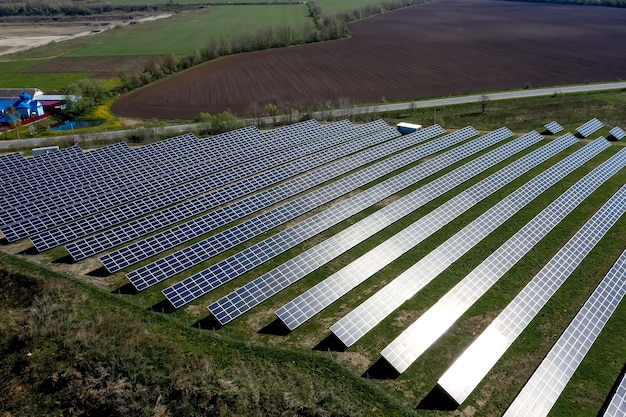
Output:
[{"xmin": 0, "ymin": 250, "xmax": 418, "ymax": 417}]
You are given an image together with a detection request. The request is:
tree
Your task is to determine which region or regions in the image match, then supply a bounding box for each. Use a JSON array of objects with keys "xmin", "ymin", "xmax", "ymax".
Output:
[
  {"xmin": 480, "ymin": 94, "xmax": 490, "ymax": 114},
  {"xmin": 265, "ymin": 102, "xmax": 279, "ymax": 126}
]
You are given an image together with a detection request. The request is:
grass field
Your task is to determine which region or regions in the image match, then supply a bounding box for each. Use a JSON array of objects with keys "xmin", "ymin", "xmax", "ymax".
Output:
[
  {"xmin": 316, "ymin": 0, "xmax": 398, "ymax": 13},
  {"xmin": 0, "ymin": 60, "xmax": 88, "ymax": 91},
  {"xmin": 68, "ymin": 5, "xmax": 313, "ymax": 57}
]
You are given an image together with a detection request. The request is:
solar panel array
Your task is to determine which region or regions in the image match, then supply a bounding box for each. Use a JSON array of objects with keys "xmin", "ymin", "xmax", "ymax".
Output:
[
  {"xmin": 113, "ymin": 123, "xmax": 454, "ymax": 288},
  {"xmin": 380, "ymin": 146, "xmax": 626, "ymax": 374},
  {"xmin": 3, "ymin": 115, "xmax": 625, "ymax": 416},
  {"xmin": 544, "ymin": 121, "xmax": 563, "ymax": 135},
  {"xmin": 1, "ymin": 121, "xmax": 331, "ymax": 242},
  {"xmin": 0, "ymin": 152, "xmax": 25, "ymax": 173},
  {"xmin": 273, "ymin": 133, "xmax": 572, "ymax": 331},
  {"xmin": 160, "ymin": 126, "xmax": 488, "ymax": 307},
  {"xmin": 330, "ymin": 138, "xmax": 611, "ymax": 348},
  {"xmin": 609, "ymin": 126, "xmax": 626, "ymax": 141},
  {"xmin": 91, "ymin": 122, "xmax": 431, "ymax": 271},
  {"xmin": 503, "ymin": 247, "xmax": 626, "ymax": 417},
  {"xmin": 39, "ymin": 120, "xmax": 395, "ymax": 256},
  {"xmin": 576, "ymin": 117, "xmax": 603, "ymax": 138},
  {"xmin": 604, "ymin": 373, "xmax": 626, "ymax": 417},
  {"xmin": 210, "ymin": 129, "xmax": 543, "ymax": 325},
  {"xmin": 438, "ymin": 179, "xmax": 626, "ymax": 406}
]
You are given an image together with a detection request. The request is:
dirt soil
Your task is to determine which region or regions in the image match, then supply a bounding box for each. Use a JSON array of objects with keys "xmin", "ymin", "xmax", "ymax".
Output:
[{"xmin": 111, "ymin": 0, "xmax": 626, "ymax": 120}]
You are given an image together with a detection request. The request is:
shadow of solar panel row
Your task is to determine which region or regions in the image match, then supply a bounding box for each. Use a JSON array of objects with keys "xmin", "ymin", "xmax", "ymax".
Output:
[
  {"xmin": 213, "ymin": 129, "xmax": 546, "ymax": 325},
  {"xmin": 0, "ymin": 121, "xmax": 340, "ymax": 241},
  {"xmin": 330, "ymin": 138, "xmax": 612, "ymax": 348},
  {"xmin": 273, "ymin": 132, "xmax": 573, "ymax": 331},
  {"xmin": 33, "ymin": 120, "xmax": 377, "ymax": 253},
  {"xmin": 161, "ymin": 127, "xmax": 508, "ymax": 308},
  {"xmin": 0, "ymin": 134, "xmax": 207, "ymax": 225},
  {"xmin": 380, "ymin": 143, "xmax": 626, "ymax": 375},
  {"xmin": 604, "ymin": 373, "xmax": 626, "ymax": 417},
  {"xmin": 65, "ymin": 122, "xmax": 404, "ymax": 261},
  {"xmin": 0, "ymin": 142, "xmax": 136, "ymax": 203},
  {"xmin": 125, "ymin": 125, "xmax": 469, "ymax": 291},
  {"xmin": 544, "ymin": 121, "xmax": 563, "ymax": 135},
  {"xmin": 610, "ymin": 126, "xmax": 625, "ymax": 141},
  {"xmin": 576, "ymin": 117, "xmax": 603, "ymax": 138},
  {"xmin": 439, "ymin": 170, "xmax": 626, "ymax": 406},
  {"xmin": 504, "ymin": 244, "xmax": 626, "ymax": 417}
]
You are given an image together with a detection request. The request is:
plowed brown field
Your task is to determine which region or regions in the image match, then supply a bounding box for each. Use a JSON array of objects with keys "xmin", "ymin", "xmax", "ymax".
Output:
[{"xmin": 111, "ymin": 0, "xmax": 626, "ymax": 120}]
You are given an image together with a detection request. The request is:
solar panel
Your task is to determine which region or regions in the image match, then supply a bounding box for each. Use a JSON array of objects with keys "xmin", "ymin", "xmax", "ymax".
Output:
[
  {"xmin": 503, "ymin": 247, "xmax": 626, "ymax": 417},
  {"xmin": 0, "ymin": 134, "xmax": 204, "ymax": 228},
  {"xmin": 576, "ymin": 118, "xmax": 603, "ymax": 138},
  {"xmin": 273, "ymin": 133, "xmax": 573, "ymax": 331},
  {"xmin": 438, "ymin": 180, "xmax": 626, "ymax": 406},
  {"xmin": 604, "ymin": 373, "xmax": 626, "ymax": 417},
  {"xmin": 0, "ymin": 153, "xmax": 25, "ymax": 173},
  {"xmin": 35, "ymin": 121, "xmax": 398, "ymax": 253},
  {"xmin": 609, "ymin": 126, "xmax": 625, "ymax": 141},
  {"xmin": 544, "ymin": 121, "xmax": 563, "ymax": 135},
  {"xmin": 0, "ymin": 137, "xmax": 191, "ymax": 202},
  {"xmin": 90, "ymin": 125, "xmax": 421, "ymax": 268},
  {"xmin": 0, "ymin": 122, "xmax": 336, "ymax": 241},
  {"xmin": 160, "ymin": 127, "xmax": 493, "ymax": 308},
  {"xmin": 213, "ymin": 130, "xmax": 555, "ymax": 326},
  {"xmin": 330, "ymin": 137, "xmax": 611, "ymax": 348},
  {"xmin": 380, "ymin": 146, "xmax": 626, "ymax": 374}
]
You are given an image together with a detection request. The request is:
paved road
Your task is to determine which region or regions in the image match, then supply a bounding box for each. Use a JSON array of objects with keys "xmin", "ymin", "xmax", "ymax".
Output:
[
  {"xmin": 334, "ymin": 81, "xmax": 626, "ymax": 116},
  {"xmin": 2, "ymin": 81, "xmax": 625, "ymax": 151}
]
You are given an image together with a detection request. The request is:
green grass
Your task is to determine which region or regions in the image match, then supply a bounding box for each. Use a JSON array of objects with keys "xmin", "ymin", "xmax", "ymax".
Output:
[
  {"xmin": 380, "ymin": 90, "xmax": 626, "ymax": 133},
  {"xmin": 0, "ymin": 60, "xmax": 87, "ymax": 91},
  {"xmin": 68, "ymin": 5, "xmax": 313, "ymax": 57},
  {"xmin": 316, "ymin": 0, "xmax": 395, "ymax": 13},
  {"xmin": 0, "ymin": 252, "xmax": 417, "ymax": 417}
]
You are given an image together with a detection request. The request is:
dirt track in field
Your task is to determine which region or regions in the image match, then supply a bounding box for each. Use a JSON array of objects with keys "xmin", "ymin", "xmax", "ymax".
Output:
[{"xmin": 111, "ymin": 0, "xmax": 626, "ymax": 120}]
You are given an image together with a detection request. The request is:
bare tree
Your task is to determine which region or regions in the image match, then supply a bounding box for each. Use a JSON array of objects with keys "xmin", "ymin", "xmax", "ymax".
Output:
[
  {"xmin": 480, "ymin": 94, "xmax": 490, "ymax": 114},
  {"xmin": 248, "ymin": 102, "xmax": 265, "ymax": 128}
]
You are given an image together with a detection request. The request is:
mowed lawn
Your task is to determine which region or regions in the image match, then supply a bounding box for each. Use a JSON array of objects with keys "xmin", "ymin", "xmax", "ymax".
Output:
[{"xmin": 68, "ymin": 5, "xmax": 314, "ymax": 57}]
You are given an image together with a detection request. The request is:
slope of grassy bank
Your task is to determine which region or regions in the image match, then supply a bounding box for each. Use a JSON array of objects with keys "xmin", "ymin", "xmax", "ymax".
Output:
[{"xmin": 0, "ymin": 252, "xmax": 418, "ymax": 417}]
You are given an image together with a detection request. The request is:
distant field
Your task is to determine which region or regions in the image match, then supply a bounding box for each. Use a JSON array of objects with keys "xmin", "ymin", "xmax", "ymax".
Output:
[
  {"xmin": 316, "ymin": 0, "xmax": 398, "ymax": 13},
  {"xmin": 0, "ymin": 60, "xmax": 87, "ymax": 91},
  {"xmin": 112, "ymin": 0, "xmax": 626, "ymax": 119},
  {"xmin": 67, "ymin": 5, "xmax": 313, "ymax": 57}
]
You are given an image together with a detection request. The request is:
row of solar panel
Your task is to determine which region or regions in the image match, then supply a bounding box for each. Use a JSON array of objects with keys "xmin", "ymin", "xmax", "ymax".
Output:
[
  {"xmin": 60, "ymin": 120, "xmax": 398, "ymax": 258},
  {"xmin": 0, "ymin": 122, "xmax": 321, "ymax": 231},
  {"xmin": 0, "ymin": 120, "xmax": 327, "ymax": 221},
  {"xmin": 144, "ymin": 126, "xmax": 484, "ymax": 299},
  {"xmin": 32, "ymin": 119, "xmax": 391, "ymax": 252},
  {"xmin": 0, "ymin": 120, "xmax": 349, "ymax": 240}
]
